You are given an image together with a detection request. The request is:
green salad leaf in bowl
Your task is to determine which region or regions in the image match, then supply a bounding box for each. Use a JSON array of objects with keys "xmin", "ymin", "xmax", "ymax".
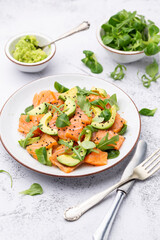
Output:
[{"xmin": 101, "ymin": 9, "xmax": 160, "ymax": 56}]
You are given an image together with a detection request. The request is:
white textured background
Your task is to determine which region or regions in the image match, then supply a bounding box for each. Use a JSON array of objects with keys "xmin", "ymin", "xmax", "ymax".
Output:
[{"xmin": 0, "ymin": 0, "xmax": 160, "ymax": 240}]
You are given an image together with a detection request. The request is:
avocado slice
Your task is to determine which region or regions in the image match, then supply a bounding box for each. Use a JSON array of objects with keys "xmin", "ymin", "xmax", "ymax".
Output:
[
  {"xmin": 63, "ymin": 97, "xmax": 76, "ymax": 117},
  {"xmin": 57, "ymin": 155, "xmax": 80, "ymax": 167},
  {"xmin": 91, "ymin": 105, "xmax": 116, "ymax": 130},
  {"xmin": 39, "ymin": 112, "xmax": 58, "ymax": 135},
  {"xmin": 91, "ymin": 87, "xmax": 107, "ymax": 97},
  {"xmin": 27, "ymin": 102, "xmax": 48, "ymax": 115},
  {"xmin": 59, "ymin": 87, "xmax": 77, "ymax": 101},
  {"xmin": 91, "ymin": 106, "xmax": 103, "ymax": 122}
]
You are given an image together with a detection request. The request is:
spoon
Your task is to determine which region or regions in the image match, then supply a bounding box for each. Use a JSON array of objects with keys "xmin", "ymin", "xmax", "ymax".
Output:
[{"xmin": 38, "ymin": 21, "xmax": 90, "ymax": 49}]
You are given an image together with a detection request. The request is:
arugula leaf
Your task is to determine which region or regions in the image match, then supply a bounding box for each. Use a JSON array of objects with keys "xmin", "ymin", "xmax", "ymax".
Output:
[
  {"xmin": 76, "ymin": 86, "xmax": 98, "ymax": 96},
  {"xmin": 107, "ymin": 150, "xmax": 120, "ymax": 159},
  {"xmin": 18, "ymin": 126, "xmax": 38, "ymax": 148},
  {"xmin": 78, "ymin": 125, "xmax": 97, "ymax": 141},
  {"xmin": 81, "ymin": 50, "xmax": 103, "ymax": 74},
  {"xmin": 96, "ymin": 132, "xmax": 119, "ymax": 151},
  {"xmin": 91, "ymin": 94, "xmax": 119, "ymax": 110},
  {"xmin": 54, "ymin": 81, "xmax": 69, "ymax": 93},
  {"xmin": 110, "ymin": 64, "xmax": 126, "ymax": 80},
  {"xmin": 77, "ymin": 94, "xmax": 92, "ymax": 117},
  {"xmin": 107, "ymin": 94, "xmax": 119, "ymax": 110},
  {"xmin": 118, "ymin": 124, "xmax": 127, "ymax": 135},
  {"xmin": 25, "ymin": 115, "xmax": 30, "ymax": 122},
  {"xmin": 81, "ymin": 141, "xmax": 96, "ymax": 150},
  {"xmin": 56, "ymin": 113, "xmax": 71, "ymax": 128},
  {"xmin": 24, "ymin": 105, "xmax": 34, "ymax": 114},
  {"xmin": 0, "ymin": 170, "xmax": 13, "ymax": 188},
  {"xmin": 139, "ymin": 108, "xmax": 157, "ymax": 116},
  {"xmin": 20, "ymin": 183, "xmax": 43, "ymax": 196},
  {"xmin": 58, "ymin": 139, "xmax": 73, "ymax": 149},
  {"xmin": 101, "ymin": 9, "xmax": 160, "ymax": 56},
  {"xmin": 138, "ymin": 59, "xmax": 160, "ymax": 88}
]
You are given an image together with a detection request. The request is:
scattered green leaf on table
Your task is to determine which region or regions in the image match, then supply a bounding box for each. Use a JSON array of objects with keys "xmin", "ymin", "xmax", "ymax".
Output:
[
  {"xmin": 81, "ymin": 50, "xmax": 103, "ymax": 74},
  {"xmin": 0, "ymin": 170, "xmax": 13, "ymax": 188},
  {"xmin": 110, "ymin": 64, "xmax": 126, "ymax": 80},
  {"xmin": 20, "ymin": 183, "xmax": 43, "ymax": 196},
  {"xmin": 139, "ymin": 108, "xmax": 157, "ymax": 116},
  {"xmin": 138, "ymin": 59, "xmax": 160, "ymax": 88},
  {"xmin": 54, "ymin": 81, "xmax": 69, "ymax": 93}
]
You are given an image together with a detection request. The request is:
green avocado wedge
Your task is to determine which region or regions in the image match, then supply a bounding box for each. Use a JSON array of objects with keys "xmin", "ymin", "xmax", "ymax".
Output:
[
  {"xmin": 57, "ymin": 155, "xmax": 81, "ymax": 167},
  {"xmin": 91, "ymin": 106, "xmax": 103, "ymax": 122},
  {"xmin": 59, "ymin": 87, "xmax": 78, "ymax": 101},
  {"xmin": 63, "ymin": 97, "xmax": 76, "ymax": 117},
  {"xmin": 91, "ymin": 105, "xmax": 116, "ymax": 130},
  {"xmin": 39, "ymin": 112, "xmax": 57, "ymax": 135},
  {"xmin": 91, "ymin": 87, "xmax": 107, "ymax": 97},
  {"xmin": 27, "ymin": 102, "xmax": 48, "ymax": 115}
]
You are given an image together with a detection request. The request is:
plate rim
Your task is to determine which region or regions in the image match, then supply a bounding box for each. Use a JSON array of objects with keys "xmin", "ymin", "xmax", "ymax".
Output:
[{"xmin": 0, "ymin": 73, "xmax": 141, "ymax": 178}]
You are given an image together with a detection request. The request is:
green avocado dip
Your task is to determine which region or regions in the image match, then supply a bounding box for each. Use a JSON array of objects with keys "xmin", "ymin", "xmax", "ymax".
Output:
[{"xmin": 13, "ymin": 35, "xmax": 48, "ymax": 63}]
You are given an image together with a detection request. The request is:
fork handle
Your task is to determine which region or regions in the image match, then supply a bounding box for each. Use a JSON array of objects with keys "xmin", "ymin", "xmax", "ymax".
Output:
[
  {"xmin": 64, "ymin": 175, "xmax": 135, "ymax": 221},
  {"xmin": 41, "ymin": 21, "xmax": 90, "ymax": 48}
]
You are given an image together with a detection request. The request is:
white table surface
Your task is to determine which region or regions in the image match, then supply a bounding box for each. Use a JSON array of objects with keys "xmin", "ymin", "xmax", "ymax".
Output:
[{"xmin": 0, "ymin": 0, "xmax": 160, "ymax": 240}]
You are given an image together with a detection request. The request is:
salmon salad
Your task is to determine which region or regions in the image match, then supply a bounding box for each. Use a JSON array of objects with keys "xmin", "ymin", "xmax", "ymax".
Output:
[{"xmin": 18, "ymin": 81, "xmax": 127, "ymax": 173}]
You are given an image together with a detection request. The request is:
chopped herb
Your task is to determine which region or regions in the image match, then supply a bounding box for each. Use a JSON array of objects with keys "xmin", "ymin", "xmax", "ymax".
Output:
[
  {"xmin": 20, "ymin": 183, "xmax": 43, "ymax": 196},
  {"xmin": 139, "ymin": 108, "xmax": 157, "ymax": 116}
]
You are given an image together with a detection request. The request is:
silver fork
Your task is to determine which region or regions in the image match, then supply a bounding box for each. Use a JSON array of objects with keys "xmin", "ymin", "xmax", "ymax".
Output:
[{"xmin": 64, "ymin": 148, "xmax": 160, "ymax": 221}]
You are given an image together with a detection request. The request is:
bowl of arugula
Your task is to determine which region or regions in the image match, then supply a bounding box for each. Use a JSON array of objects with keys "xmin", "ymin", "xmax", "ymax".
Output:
[{"xmin": 97, "ymin": 10, "xmax": 160, "ymax": 63}]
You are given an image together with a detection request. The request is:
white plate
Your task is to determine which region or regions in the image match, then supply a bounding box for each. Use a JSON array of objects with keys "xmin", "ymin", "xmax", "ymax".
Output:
[{"xmin": 0, "ymin": 74, "xmax": 141, "ymax": 177}]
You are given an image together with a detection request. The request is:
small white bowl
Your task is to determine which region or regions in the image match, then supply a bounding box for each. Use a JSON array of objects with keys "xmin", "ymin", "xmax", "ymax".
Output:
[
  {"xmin": 97, "ymin": 20, "xmax": 145, "ymax": 63},
  {"xmin": 5, "ymin": 33, "xmax": 56, "ymax": 72}
]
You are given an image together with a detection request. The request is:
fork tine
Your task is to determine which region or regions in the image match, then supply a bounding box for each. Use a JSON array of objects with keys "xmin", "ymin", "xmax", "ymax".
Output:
[
  {"xmin": 141, "ymin": 147, "xmax": 160, "ymax": 167},
  {"xmin": 147, "ymin": 163, "xmax": 160, "ymax": 177},
  {"xmin": 145, "ymin": 153, "xmax": 160, "ymax": 169},
  {"xmin": 147, "ymin": 159, "xmax": 160, "ymax": 173}
]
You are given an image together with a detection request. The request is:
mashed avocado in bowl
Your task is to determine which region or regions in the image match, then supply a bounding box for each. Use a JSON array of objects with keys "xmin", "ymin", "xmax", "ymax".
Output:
[{"xmin": 13, "ymin": 35, "xmax": 48, "ymax": 63}]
